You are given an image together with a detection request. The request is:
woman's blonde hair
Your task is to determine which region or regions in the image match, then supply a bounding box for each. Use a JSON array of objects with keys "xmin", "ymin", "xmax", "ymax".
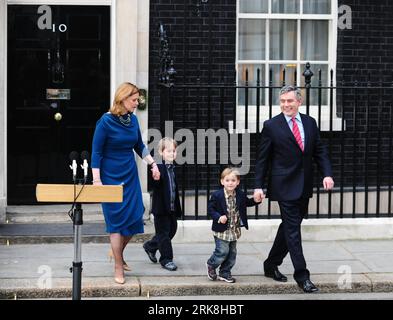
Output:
[
  {"xmin": 220, "ymin": 167, "xmax": 240, "ymax": 181},
  {"xmin": 158, "ymin": 137, "xmax": 178, "ymax": 154},
  {"xmin": 109, "ymin": 82, "xmax": 140, "ymax": 116}
]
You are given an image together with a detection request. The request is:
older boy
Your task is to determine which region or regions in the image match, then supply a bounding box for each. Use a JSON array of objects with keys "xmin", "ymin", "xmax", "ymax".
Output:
[{"xmin": 143, "ymin": 137, "xmax": 182, "ymax": 271}]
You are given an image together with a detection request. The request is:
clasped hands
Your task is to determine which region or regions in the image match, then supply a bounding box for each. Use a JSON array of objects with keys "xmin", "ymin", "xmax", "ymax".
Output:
[{"xmin": 151, "ymin": 164, "xmax": 160, "ymax": 181}]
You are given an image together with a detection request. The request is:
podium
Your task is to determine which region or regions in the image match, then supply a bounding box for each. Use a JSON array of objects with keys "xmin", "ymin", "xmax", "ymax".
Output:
[{"xmin": 36, "ymin": 183, "xmax": 123, "ymax": 300}]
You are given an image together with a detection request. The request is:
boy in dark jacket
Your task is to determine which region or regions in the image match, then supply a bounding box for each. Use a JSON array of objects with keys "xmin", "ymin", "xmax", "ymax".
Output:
[
  {"xmin": 143, "ymin": 137, "xmax": 182, "ymax": 271},
  {"xmin": 206, "ymin": 168, "xmax": 261, "ymax": 283}
]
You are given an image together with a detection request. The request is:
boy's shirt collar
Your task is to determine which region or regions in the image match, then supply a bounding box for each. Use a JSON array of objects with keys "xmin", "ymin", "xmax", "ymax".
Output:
[
  {"xmin": 163, "ymin": 160, "xmax": 175, "ymax": 166},
  {"xmin": 224, "ymin": 188, "xmax": 236, "ymax": 199}
]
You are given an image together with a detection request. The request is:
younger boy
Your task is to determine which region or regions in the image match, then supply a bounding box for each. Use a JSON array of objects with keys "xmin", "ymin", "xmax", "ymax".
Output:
[
  {"xmin": 206, "ymin": 168, "xmax": 260, "ymax": 283},
  {"xmin": 143, "ymin": 138, "xmax": 182, "ymax": 271}
]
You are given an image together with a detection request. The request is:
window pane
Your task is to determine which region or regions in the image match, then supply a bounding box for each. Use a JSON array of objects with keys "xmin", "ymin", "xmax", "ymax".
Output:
[
  {"xmin": 239, "ymin": 19, "xmax": 266, "ymax": 60},
  {"xmin": 303, "ymin": 0, "xmax": 331, "ymax": 14},
  {"xmin": 269, "ymin": 64, "xmax": 297, "ymax": 105},
  {"xmin": 270, "ymin": 20, "xmax": 297, "ymax": 60},
  {"xmin": 301, "ymin": 20, "xmax": 328, "ymax": 60},
  {"xmin": 239, "ymin": 0, "xmax": 268, "ymax": 13},
  {"xmin": 272, "ymin": 0, "xmax": 299, "ymax": 13},
  {"xmin": 237, "ymin": 64, "xmax": 265, "ymax": 106},
  {"xmin": 300, "ymin": 64, "xmax": 328, "ymax": 105}
]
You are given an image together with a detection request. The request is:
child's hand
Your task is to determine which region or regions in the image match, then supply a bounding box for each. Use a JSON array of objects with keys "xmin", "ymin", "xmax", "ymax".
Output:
[
  {"xmin": 218, "ymin": 215, "xmax": 227, "ymax": 224},
  {"xmin": 151, "ymin": 164, "xmax": 160, "ymax": 181},
  {"xmin": 255, "ymin": 197, "xmax": 262, "ymax": 203}
]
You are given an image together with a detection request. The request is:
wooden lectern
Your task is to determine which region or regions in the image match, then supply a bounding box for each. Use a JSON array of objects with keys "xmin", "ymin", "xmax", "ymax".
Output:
[
  {"xmin": 36, "ymin": 183, "xmax": 123, "ymax": 300},
  {"xmin": 37, "ymin": 184, "xmax": 123, "ymax": 202}
]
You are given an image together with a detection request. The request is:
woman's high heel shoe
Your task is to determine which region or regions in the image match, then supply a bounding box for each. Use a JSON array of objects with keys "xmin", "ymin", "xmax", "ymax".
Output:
[
  {"xmin": 114, "ymin": 266, "xmax": 125, "ymax": 284},
  {"xmin": 123, "ymin": 263, "xmax": 131, "ymax": 271},
  {"xmin": 114, "ymin": 276, "xmax": 125, "ymax": 284},
  {"xmin": 108, "ymin": 249, "xmax": 131, "ymax": 271}
]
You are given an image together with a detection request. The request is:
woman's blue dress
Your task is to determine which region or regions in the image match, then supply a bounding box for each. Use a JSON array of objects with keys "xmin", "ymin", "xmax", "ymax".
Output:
[{"xmin": 91, "ymin": 112, "xmax": 149, "ymax": 236}]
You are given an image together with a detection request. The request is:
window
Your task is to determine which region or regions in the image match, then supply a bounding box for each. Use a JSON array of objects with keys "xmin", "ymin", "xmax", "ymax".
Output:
[{"xmin": 234, "ymin": 0, "xmax": 341, "ymax": 132}]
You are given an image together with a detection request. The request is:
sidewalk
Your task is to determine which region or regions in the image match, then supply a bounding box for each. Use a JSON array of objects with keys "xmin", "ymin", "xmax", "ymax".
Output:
[{"xmin": 1, "ymin": 239, "xmax": 393, "ymax": 299}]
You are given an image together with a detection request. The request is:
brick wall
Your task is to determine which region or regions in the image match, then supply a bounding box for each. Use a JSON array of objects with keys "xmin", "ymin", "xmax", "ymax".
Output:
[
  {"xmin": 149, "ymin": 0, "xmax": 236, "ymax": 130},
  {"xmin": 148, "ymin": 0, "xmax": 237, "ymax": 190},
  {"xmin": 336, "ymin": 0, "xmax": 393, "ymax": 188}
]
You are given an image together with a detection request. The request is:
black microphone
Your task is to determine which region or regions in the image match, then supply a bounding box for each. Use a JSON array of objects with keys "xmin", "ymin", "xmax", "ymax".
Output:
[
  {"xmin": 69, "ymin": 151, "xmax": 79, "ymax": 182},
  {"xmin": 80, "ymin": 151, "xmax": 90, "ymax": 183}
]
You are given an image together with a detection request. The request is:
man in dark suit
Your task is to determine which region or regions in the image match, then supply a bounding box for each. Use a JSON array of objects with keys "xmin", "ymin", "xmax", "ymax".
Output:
[{"xmin": 253, "ymin": 85, "xmax": 334, "ymax": 293}]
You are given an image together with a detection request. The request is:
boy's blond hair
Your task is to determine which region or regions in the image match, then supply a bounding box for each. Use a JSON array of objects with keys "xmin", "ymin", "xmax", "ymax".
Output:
[
  {"xmin": 158, "ymin": 137, "xmax": 178, "ymax": 154},
  {"xmin": 220, "ymin": 167, "xmax": 240, "ymax": 181}
]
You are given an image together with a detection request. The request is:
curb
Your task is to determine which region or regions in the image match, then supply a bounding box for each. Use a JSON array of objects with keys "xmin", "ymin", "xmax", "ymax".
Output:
[
  {"xmin": 2, "ymin": 274, "xmax": 393, "ymax": 299},
  {"xmin": 0, "ymin": 234, "xmax": 152, "ymax": 245}
]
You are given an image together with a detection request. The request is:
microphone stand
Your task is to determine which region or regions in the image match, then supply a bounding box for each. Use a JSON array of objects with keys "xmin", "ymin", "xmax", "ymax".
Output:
[
  {"xmin": 71, "ymin": 186, "xmax": 83, "ymax": 300},
  {"xmin": 69, "ymin": 151, "xmax": 88, "ymax": 300}
]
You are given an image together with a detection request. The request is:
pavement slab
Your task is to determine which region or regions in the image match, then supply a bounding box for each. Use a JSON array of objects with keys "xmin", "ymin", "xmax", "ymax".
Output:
[{"xmin": 1, "ymin": 241, "xmax": 393, "ymax": 299}]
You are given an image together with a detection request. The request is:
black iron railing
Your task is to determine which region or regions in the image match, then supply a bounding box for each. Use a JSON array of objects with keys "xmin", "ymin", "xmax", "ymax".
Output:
[
  {"xmin": 155, "ymin": 61, "xmax": 393, "ymax": 220},
  {"xmin": 155, "ymin": 24, "xmax": 392, "ymax": 219}
]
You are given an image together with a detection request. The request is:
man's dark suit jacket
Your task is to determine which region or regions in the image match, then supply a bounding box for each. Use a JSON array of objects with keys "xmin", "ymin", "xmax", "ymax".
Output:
[
  {"xmin": 208, "ymin": 188, "xmax": 257, "ymax": 233},
  {"xmin": 150, "ymin": 163, "xmax": 182, "ymax": 217},
  {"xmin": 255, "ymin": 113, "xmax": 332, "ymax": 201}
]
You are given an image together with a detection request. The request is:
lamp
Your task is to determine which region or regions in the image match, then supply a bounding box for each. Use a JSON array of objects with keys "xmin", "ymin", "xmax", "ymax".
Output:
[
  {"xmin": 158, "ymin": 22, "xmax": 176, "ymax": 87},
  {"xmin": 138, "ymin": 89, "xmax": 147, "ymax": 110}
]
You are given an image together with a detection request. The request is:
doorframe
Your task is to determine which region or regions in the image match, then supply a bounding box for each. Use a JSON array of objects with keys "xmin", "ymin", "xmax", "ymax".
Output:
[{"xmin": 2, "ymin": 0, "xmax": 116, "ymax": 214}]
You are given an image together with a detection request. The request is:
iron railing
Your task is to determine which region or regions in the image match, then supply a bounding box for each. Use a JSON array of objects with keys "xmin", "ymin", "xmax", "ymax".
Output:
[{"xmin": 156, "ymin": 61, "xmax": 393, "ymax": 220}]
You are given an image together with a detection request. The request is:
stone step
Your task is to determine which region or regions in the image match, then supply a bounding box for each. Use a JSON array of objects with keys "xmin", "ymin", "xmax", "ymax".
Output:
[
  {"xmin": 0, "ymin": 221, "xmax": 154, "ymax": 245},
  {"xmin": 6, "ymin": 204, "xmax": 104, "ymax": 224},
  {"xmin": 1, "ymin": 274, "xmax": 392, "ymax": 299}
]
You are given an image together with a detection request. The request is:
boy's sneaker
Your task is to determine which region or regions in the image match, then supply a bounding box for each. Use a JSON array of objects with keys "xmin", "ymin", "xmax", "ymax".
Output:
[
  {"xmin": 206, "ymin": 263, "xmax": 217, "ymax": 281},
  {"xmin": 218, "ymin": 274, "xmax": 236, "ymax": 283},
  {"xmin": 143, "ymin": 244, "xmax": 157, "ymax": 263},
  {"xmin": 162, "ymin": 261, "xmax": 178, "ymax": 271}
]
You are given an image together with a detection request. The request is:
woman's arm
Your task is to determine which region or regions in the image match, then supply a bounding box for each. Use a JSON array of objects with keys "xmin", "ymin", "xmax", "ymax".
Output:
[{"xmin": 91, "ymin": 117, "xmax": 106, "ymax": 185}]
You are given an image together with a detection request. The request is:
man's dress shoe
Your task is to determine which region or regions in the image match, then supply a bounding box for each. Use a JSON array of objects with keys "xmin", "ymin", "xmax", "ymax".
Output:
[
  {"xmin": 299, "ymin": 279, "xmax": 319, "ymax": 293},
  {"xmin": 264, "ymin": 268, "xmax": 288, "ymax": 282}
]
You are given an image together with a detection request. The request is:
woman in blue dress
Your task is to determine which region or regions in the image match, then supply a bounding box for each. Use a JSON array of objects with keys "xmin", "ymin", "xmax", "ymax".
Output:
[{"xmin": 91, "ymin": 82, "xmax": 160, "ymax": 284}]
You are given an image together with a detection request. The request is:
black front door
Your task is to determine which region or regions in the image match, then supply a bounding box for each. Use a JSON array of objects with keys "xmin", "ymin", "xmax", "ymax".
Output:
[{"xmin": 7, "ymin": 5, "xmax": 110, "ymax": 204}]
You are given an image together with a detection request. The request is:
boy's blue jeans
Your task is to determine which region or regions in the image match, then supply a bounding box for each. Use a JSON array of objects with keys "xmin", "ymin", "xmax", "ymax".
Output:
[{"xmin": 207, "ymin": 236, "xmax": 237, "ymax": 277}]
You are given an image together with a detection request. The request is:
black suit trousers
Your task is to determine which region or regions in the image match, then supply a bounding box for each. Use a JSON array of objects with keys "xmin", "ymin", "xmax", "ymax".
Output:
[
  {"xmin": 264, "ymin": 198, "xmax": 310, "ymax": 283},
  {"xmin": 144, "ymin": 214, "xmax": 178, "ymax": 266}
]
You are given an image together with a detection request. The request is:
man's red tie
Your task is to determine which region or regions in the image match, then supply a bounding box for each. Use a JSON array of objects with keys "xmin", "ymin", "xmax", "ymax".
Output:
[{"xmin": 292, "ymin": 117, "xmax": 304, "ymax": 152}]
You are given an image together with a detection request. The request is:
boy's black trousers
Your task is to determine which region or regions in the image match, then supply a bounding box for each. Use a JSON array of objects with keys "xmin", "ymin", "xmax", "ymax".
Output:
[{"xmin": 144, "ymin": 213, "xmax": 178, "ymax": 266}]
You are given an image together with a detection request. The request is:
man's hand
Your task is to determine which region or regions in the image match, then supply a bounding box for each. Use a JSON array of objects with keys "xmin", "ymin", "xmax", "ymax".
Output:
[
  {"xmin": 323, "ymin": 177, "xmax": 334, "ymax": 190},
  {"xmin": 253, "ymin": 189, "xmax": 265, "ymax": 203},
  {"xmin": 218, "ymin": 215, "xmax": 228, "ymax": 224}
]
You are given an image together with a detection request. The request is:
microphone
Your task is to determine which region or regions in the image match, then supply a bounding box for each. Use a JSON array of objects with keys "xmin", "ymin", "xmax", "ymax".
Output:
[
  {"xmin": 69, "ymin": 151, "xmax": 79, "ymax": 182},
  {"xmin": 80, "ymin": 151, "xmax": 90, "ymax": 183}
]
